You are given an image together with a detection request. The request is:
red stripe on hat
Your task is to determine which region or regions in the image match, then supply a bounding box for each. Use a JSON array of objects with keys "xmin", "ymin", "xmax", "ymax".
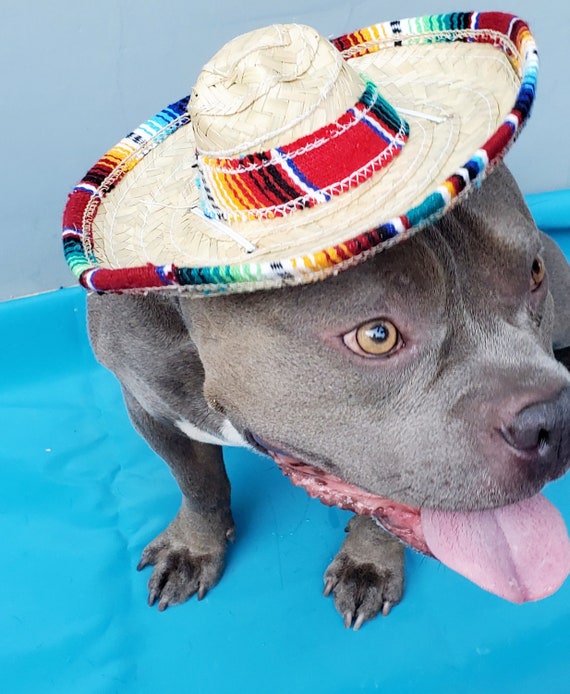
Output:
[
  {"xmin": 281, "ymin": 116, "xmax": 398, "ymax": 191},
  {"xmin": 62, "ymin": 190, "xmax": 91, "ymax": 229},
  {"xmin": 81, "ymin": 266, "xmax": 167, "ymax": 291},
  {"xmin": 475, "ymin": 12, "xmax": 516, "ymax": 35},
  {"xmin": 482, "ymin": 122, "xmax": 515, "ymax": 163}
]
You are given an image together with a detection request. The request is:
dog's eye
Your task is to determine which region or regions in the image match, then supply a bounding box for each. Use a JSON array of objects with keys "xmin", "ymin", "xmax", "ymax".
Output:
[
  {"xmin": 344, "ymin": 319, "xmax": 400, "ymax": 357},
  {"xmin": 530, "ymin": 256, "xmax": 545, "ymax": 291}
]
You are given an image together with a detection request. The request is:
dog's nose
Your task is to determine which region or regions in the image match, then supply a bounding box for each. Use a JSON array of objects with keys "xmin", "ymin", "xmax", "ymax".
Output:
[{"xmin": 501, "ymin": 387, "xmax": 570, "ymax": 479}]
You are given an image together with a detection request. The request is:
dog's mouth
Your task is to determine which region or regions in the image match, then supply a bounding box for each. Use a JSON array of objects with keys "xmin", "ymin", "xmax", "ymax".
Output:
[{"xmin": 248, "ymin": 433, "xmax": 570, "ymax": 604}]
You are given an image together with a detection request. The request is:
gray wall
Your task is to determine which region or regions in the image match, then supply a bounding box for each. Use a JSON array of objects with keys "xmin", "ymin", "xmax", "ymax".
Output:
[{"xmin": 2, "ymin": 0, "xmax": 568, "ymax": 300}]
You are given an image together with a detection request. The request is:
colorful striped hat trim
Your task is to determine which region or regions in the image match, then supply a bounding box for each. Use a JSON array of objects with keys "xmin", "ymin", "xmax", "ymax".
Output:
[
  {"xmin": 196, "ymin": 80, "xmax": 409, "ymax": 221},
  {"xmin": 62, "ymin": 12, "xmax": 538, "ymax": 294}
]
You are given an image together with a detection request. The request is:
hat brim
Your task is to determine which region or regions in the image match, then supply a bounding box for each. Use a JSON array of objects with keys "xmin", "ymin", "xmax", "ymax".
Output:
[{"xmin": 63, "ymin": 12, "xmax": 537, "ymax": 294}]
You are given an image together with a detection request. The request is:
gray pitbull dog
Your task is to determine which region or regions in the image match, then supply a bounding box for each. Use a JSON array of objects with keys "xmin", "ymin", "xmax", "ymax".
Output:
[{"xmin": 88, "ymin": 164, "xmax": 570, "ymax": 629}]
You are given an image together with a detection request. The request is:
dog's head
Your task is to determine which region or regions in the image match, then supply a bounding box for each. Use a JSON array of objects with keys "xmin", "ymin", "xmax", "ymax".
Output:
[{"xmin": 182, "ymin": 164, "xmax": 570, "ymax": 600}]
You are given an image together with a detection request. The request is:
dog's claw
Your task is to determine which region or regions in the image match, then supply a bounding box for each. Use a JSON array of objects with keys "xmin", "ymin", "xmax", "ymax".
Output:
[
  {"xmin": 323, "ymin": 578, "xmax": 335, "ymax": 597},
  {"xmin": 353, "ymin": 611, "xmax": 366, "ymax": 631},
  {"xmin": 343, "ymin": 611, "xmax": 354, "ymax": 629},
  {"xmin": 148, "ymin": 588, "xmax": 159, "ymax": 607},
  {"xmin": 382, "ymin": 601, "xmax": 392, "ymax": 617}
]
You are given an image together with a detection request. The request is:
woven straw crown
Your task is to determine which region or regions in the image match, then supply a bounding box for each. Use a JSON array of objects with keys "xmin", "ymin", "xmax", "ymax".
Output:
[
  {"xmin": 191, "ymin": 24, "xmax": 358, "ymax": 155},
  {"xmin": 63, "ymin": 12, "xmax": 538, "ymax": 294}
]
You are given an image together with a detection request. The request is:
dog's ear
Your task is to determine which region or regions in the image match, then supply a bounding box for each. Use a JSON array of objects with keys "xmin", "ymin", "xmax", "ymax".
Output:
[{"xmin": 540, "ymin": 232, "xmax": 570, "ymax": 364}]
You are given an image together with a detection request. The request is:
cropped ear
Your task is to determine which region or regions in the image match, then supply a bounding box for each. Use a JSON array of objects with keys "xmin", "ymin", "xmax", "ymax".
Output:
[{"xmin": 540, "ymin": 231, "xmax": 570, "ymax": 356}]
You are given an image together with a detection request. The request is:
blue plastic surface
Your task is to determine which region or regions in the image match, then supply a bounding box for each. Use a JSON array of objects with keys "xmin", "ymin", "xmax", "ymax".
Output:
[{"xmin": 1, "ymin": 195, "xmax": 570, "ymax": 693}]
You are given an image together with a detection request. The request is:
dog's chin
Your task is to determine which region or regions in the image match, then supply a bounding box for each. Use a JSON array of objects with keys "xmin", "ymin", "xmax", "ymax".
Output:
[{"xmin": 247, "ymin": 432, "xmax": 570, "ymax": 604}]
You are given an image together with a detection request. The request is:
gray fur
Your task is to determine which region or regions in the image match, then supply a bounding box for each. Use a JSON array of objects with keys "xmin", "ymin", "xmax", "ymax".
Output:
[{"xmin": 88, "ymin": 164, "xmax": 570, "ymax": 627}]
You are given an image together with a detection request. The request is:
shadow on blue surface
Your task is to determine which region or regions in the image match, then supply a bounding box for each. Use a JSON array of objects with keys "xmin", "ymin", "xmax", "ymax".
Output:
[{"xmin": 1, "ymin": 197, "xmax": 570, "ymax": 693}]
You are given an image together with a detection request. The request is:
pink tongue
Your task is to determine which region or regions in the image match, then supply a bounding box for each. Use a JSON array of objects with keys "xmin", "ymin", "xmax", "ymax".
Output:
[{"xmin": 421, "ymin": 493, "xmax": 570, "ymax": 602}]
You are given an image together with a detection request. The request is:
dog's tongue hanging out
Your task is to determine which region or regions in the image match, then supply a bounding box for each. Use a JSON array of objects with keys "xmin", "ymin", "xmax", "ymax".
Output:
[
  {"xmin": 420, "ymin": 495, "xmax": 570, "ymax": 602},
  {"xmin": 269, "ymin": 453, "xmax": 570, "ymax": 602}
]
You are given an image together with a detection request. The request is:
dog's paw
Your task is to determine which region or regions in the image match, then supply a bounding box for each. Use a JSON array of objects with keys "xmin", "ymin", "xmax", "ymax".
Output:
[
  {"xmin": 137, "ymin": 502, "xmax": 234, "ymax": 611},
  {"xmin": 137, "ymin": 537, "xmax": 226, "ymax": 610},
  {"xmin": 323, "ymin": 516, "xmax": 405, "ymax": 630},
  {"xmin": 324, "ymin": 558, "xmax": 404, "ymax": 630}
]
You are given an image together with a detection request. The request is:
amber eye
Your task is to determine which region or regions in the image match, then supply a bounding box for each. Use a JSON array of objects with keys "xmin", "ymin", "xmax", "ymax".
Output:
[
  {"xmin": 346, "ymin": 319, "xmax": 400, "ymax": 357},
  {"xmin": 531, "ymin": 256, "xmax": 545, "ymax": 291}
]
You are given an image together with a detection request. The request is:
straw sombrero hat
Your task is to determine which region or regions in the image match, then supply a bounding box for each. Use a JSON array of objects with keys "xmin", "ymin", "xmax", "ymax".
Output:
[{"xmin": 63, "ymin": 11, "xmax": 538, "ymax": 294}]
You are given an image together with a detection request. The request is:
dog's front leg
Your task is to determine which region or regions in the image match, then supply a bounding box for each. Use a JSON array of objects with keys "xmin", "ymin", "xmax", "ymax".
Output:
[
  {"xmin": 123, "ymin": 390, "xmax": 234, "ymax": 610},
  {"xmin": 324, "ymin": 516, "xmax": 405, "ymax": 630}
]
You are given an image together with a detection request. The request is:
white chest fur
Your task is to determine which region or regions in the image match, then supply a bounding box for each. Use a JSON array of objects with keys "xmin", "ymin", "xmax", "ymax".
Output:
[{"xmin": 175, "ymin": 418, "xmax": 248, "ymax": 448}]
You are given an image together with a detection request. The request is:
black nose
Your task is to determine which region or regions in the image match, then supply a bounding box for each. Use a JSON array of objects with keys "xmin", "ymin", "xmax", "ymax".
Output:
[{"xmin": 501, "ymin": 387, "xmax": 570, "ymax": 479}]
